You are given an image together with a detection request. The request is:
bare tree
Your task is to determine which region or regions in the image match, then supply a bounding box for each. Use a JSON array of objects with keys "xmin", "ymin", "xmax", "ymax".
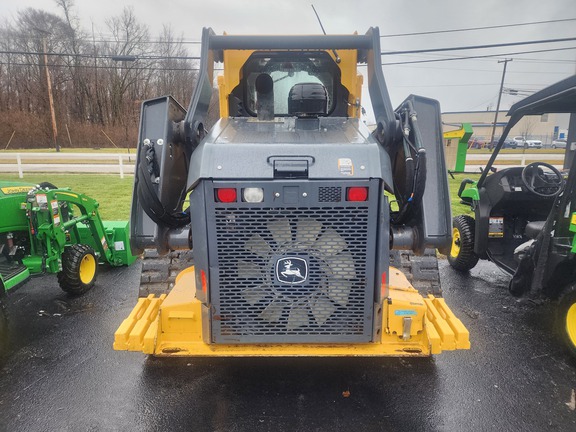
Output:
[{"xmin": 0, "ymin": 5, "xmax": 201, "ymax": 149}]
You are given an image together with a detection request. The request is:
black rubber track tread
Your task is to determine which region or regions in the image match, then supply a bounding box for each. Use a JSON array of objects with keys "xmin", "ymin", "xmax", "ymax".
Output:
[
  {"xmin": 138, "ymin": 249, "xmax": 194, "ymax": 297},
  {"xmin": 140, "ymin": 249, "xmax": 439, "ymax": 298},
  {"xmin": 57, "ymin": 244, "xmax": 98, "ymax": 296},
  {"xmin": 557, "ymin": 283, "xmax": 576, "ymax": 359},
  {"xmin": 389, "ymin": 248, "xmax": 442, "ymax": 297},
  {"xmin": 447, "ymin": 215, "xmax": 479, "ymax": 272}
]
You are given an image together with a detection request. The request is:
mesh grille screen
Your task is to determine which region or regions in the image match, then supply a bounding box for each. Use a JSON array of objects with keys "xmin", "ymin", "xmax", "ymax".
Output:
[
  {"xmin": 318, "ymin": 187, "xmax": 341, "ymax": 202},
  {"xmin": 211, "ymin": 206, "xmax": 372, "ymax": 343}
]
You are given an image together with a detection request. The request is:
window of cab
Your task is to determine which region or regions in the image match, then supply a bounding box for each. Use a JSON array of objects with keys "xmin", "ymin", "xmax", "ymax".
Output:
[{"xmin": 242, "ymin": 52, "xmax": 338, "ymax": 117}]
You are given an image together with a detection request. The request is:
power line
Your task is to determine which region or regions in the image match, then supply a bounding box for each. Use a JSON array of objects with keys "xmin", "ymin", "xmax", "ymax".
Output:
[
  {"xmin": 379, "ymin": 17, "xmax": 576, "ymax": 38},
  {"xmin": 382, "ymin": 46, "xmax": 576, "ymax": 65},
  {"xmin": 0, "ymin": 61, "xmax": 222, "ymax": 72},
  {"xmin": 2, "ymin": 44, "xmax": 574, "ymax": 68},
  {"xmin": 381, "ymin": 36, "xmax": 576, "ymax": 56},
  {"xmin": 0, "ymin": 50, "xmax": 200, "ymax": 61},
  {"xmin": 391, "ymin": 64, "xmax": 571, "ymax": 75},
  {"xmin": 393, "ymin": 82, "xmax": 550, "ymax": 88},
  {"xmin": 9, "ymin": 17, "xmax": 576, "ymax": 45}
]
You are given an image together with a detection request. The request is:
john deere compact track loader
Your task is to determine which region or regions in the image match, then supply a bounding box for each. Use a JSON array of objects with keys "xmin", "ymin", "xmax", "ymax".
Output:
[{"xmin": 114, "ymin": 27, "xmax": 470, "ymax": 357}]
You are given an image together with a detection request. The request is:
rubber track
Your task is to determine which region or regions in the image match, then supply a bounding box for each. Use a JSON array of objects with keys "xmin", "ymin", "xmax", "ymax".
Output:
[
  {"xmin": 138, "ymin": 249, "xmax": 194, "ymax": 297},
  {"xmin": 139, "ymin": 248, "xmax": 440, "ymax": 297},
  {"xmin": 389, "ymin": 248, "xmax": 442, "ymax": 297}
]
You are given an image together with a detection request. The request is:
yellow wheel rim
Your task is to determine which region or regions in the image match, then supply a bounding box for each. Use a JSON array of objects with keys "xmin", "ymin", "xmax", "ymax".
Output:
[
  {"xmin": 566, "ymin": 303, "xmax": 576, "ymax": 348},
  {"xmin": 79, "ymin": 254, "xmax": 96, "ymax": 284},
  {"xmin": 450, "ymin": 227, "xmax": 461, "ymax": 258}
]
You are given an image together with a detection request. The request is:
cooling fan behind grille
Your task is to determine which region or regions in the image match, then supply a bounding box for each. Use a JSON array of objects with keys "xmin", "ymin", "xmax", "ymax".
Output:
[{"xmin": 237, "ymin": 218, "xmax": 356, "ymax": 330}]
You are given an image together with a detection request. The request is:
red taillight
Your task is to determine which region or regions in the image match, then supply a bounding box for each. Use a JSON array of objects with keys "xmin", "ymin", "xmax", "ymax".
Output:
[
  {"xmin": 216, "ymin": 188, "xmax": 237, "ymax": 202},
  {"xmin": 347, "ymin": 187, "xmax": 368, "ymax": 201}
]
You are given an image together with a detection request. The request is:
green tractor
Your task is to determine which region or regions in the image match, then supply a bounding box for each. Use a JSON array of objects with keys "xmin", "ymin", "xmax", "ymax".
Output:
[
  {"xmin": 0, "ymin": 180, "xmax": 136, "ymax": 346},
  {"xmin": 449, "ymin": 75, "xmax": 576, "ymax": 356}
]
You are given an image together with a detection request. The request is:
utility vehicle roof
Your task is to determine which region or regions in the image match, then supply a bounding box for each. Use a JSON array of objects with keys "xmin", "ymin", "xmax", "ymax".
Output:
[
  {"xmin": 506, "ymin": 74, "xmax": 576, "ymax": 124},
  {"xmin": 478, "ymin": 74, "xmax": 576, "ymax": 187}
]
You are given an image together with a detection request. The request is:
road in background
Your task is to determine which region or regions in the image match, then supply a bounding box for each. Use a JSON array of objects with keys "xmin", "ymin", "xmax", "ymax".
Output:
[{"xmin": 0, "ymin": 260, "xmax": 575, "ymax": 431}]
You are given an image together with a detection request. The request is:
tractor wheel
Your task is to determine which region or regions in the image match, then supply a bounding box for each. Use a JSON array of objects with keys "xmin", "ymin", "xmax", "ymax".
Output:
[
  {"xmin": 447, "ymin": 215, "xmax": 479, "ymax": 272},
  {"xmin": 57, "ymin": 244, "xmax": 98, "ymax": 296},
  {"xmin": 558, "ymin": 284, "xmax": 576, "ymax": 358}
]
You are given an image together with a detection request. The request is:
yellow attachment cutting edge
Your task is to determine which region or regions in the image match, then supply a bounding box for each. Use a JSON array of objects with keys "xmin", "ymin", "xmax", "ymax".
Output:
[{"xmin": 114, "ymin": 266, "xmax": 470, "ymax": 357}]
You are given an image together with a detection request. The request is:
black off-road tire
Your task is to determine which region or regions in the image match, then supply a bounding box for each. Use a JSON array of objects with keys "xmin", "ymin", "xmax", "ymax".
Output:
[
  {"xmin": 557, "ymin": 284, "xmax": 576, "ymax": 359},
  {"xmin": 389, "ymin": 248, "xmax": 442, "ymax": 297},
  {"xmin": 57, "ymin": 244, "xmax": 98, "ymax": 296},
  {"xmin": 447, "ymin": 215, "xmax": 479, "ymax": 272},
  {"xmin": 138, "ymin": 249, "xmax": 194, "ymax": 297}
]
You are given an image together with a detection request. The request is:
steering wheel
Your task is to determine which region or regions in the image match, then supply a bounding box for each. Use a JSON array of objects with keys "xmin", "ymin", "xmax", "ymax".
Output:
[{"xmin": 521, "ymin": 162, "xmax": 564, "ymax": 197}]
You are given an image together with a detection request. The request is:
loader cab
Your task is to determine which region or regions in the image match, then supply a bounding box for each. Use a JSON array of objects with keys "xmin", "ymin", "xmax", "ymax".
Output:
[{"xmin": 218, "ymin": 49, "xmax": 363, "ymax": 119}]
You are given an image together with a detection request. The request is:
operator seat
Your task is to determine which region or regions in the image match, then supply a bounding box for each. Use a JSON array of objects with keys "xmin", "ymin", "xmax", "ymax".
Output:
[
  {"xmin": 524, "ymin": 220, "xmax": 546, "ymax": 239},
  {"xmin": 288, "ymin": 83, "xmax": 328, "ymax": 117}
]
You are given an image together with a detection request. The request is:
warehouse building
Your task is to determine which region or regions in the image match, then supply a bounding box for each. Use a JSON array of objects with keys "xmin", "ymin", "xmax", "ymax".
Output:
[{"xmin": 442, "ymin": 110, "xmax": 570, "ymax": 145}]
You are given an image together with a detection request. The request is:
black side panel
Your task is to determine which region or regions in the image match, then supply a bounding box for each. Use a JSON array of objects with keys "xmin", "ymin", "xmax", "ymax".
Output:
[
  {"xmin": 131, "ymin": 96, "xmax": 187, "ymax": 254},
  {"xmin": 405, "ymin": 95, "xmax": 452, "ymax": 250},
  {"xmin": 183, "ymin": 27, "xmax": 216, "ymax": 147},
  {"xmin": 365, "ymin": 28, "xmax": 396, "ymax": 144}
]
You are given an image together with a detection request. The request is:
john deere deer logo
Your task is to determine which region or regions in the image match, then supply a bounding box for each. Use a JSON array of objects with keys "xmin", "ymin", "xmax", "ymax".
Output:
[{"xmin": 276, "ymin": 257, "xmax": 308, "ymax": 284}]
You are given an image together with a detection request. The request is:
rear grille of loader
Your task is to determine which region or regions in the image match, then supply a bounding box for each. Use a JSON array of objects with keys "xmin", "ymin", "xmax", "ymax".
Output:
[{"xmin": 209, "ymin": 204, "xmax": 375, "ymax": 343}]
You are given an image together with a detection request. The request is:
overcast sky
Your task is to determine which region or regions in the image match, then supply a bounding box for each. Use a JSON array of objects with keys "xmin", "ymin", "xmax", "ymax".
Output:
[{"xmin": 1, "ymin": 0, "xmax": 575, "ymax": 118}]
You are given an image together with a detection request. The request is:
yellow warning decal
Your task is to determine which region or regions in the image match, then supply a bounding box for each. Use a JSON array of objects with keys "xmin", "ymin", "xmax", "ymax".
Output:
[{"xmin": 1, "ymin": 186, "xmax": 31, "ymax": 195}]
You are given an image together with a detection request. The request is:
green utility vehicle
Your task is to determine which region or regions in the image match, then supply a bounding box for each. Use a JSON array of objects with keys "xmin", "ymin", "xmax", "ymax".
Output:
[
  {"xmin": 0, "ymin": 181, "xmax": 136, "ymax": 345},
  {"xmin": 448, "ymin": 75, "xmax": 576, "ymax": 356}
]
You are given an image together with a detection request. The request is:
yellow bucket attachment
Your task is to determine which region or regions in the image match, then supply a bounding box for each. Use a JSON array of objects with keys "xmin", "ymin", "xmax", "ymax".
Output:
[{"xmin": 114, "ymin": 266, "xmax": 470, "ymax": 357}]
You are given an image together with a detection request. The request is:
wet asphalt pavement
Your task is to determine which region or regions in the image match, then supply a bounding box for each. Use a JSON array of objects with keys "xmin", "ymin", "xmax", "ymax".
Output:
[{"xmin": 1, "ymin": 259, "xmax": 576, "ymax": 432}]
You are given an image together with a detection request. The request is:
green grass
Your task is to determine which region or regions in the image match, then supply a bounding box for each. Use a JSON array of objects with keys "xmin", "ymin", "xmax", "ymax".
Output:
[
  {"xmin": 0, "ymin": 173, "xmax": 133, "ymax": 220},
  {"xmin": 0, "ymin": 171, "xmax": 480, "ymax": 222},
  {"xmin": 448, "ymin": 173, "xmax": 479, "ymax": 217}
]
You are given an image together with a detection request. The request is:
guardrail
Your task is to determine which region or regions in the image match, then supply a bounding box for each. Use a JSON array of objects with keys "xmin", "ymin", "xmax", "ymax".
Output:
[{"xmin": 0, "ymin": 153, "xmax": 135, "ymax": 178}]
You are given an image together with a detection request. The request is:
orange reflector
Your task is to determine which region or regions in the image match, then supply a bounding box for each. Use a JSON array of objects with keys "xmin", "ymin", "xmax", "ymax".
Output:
[
  {"xmin": 201, "ymin": 270, "xmax": 207, "ymax": 294},
  {"xmin": 347, "ymin": 187, "xmax": 368, "ymax": 201},
  {"xmin": 381, "ymin": 271, "xmax": 387, "ymax": 295},
  {"xmin": 216, "ymin": 188, "xmax": 237, "ymax": 202}
]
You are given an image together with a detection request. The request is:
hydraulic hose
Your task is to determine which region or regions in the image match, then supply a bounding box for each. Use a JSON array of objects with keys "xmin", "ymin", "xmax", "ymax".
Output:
[
  {"xmin": 391, "ymin": 101, "xmax": 427, "ymax": 225},
  {"xmin": 137, "ymin": 143, "xmax": 190, "ymax": 229}
]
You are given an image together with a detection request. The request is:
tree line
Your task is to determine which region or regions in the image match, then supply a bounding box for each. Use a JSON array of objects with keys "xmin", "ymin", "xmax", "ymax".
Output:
[{"xmin": 0, "ymin": 1, "xmax": 200, "ymax": 150}]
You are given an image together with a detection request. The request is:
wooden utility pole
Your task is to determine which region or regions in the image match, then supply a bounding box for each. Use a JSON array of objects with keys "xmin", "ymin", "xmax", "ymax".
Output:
[
  {"xmin": 42, "ymin": 37, "xmax": 60, "ymax": 152},
  {"xmin": 489, "ymin": 59, "xmax": 512, "ymax": 150}
]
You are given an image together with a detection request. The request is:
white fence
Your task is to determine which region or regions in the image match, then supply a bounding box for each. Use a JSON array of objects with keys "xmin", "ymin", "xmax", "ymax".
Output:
[
  {"xmin": 0, "ymin": 153, "xmax": 135, "ymax": 178},
  {"xmin": 463, "ymin": 152, "xmax": 564, "ymax": 171},
  {"xmin": 0, "ymin": 151, "xmax": 566, "ymax": 178}
]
